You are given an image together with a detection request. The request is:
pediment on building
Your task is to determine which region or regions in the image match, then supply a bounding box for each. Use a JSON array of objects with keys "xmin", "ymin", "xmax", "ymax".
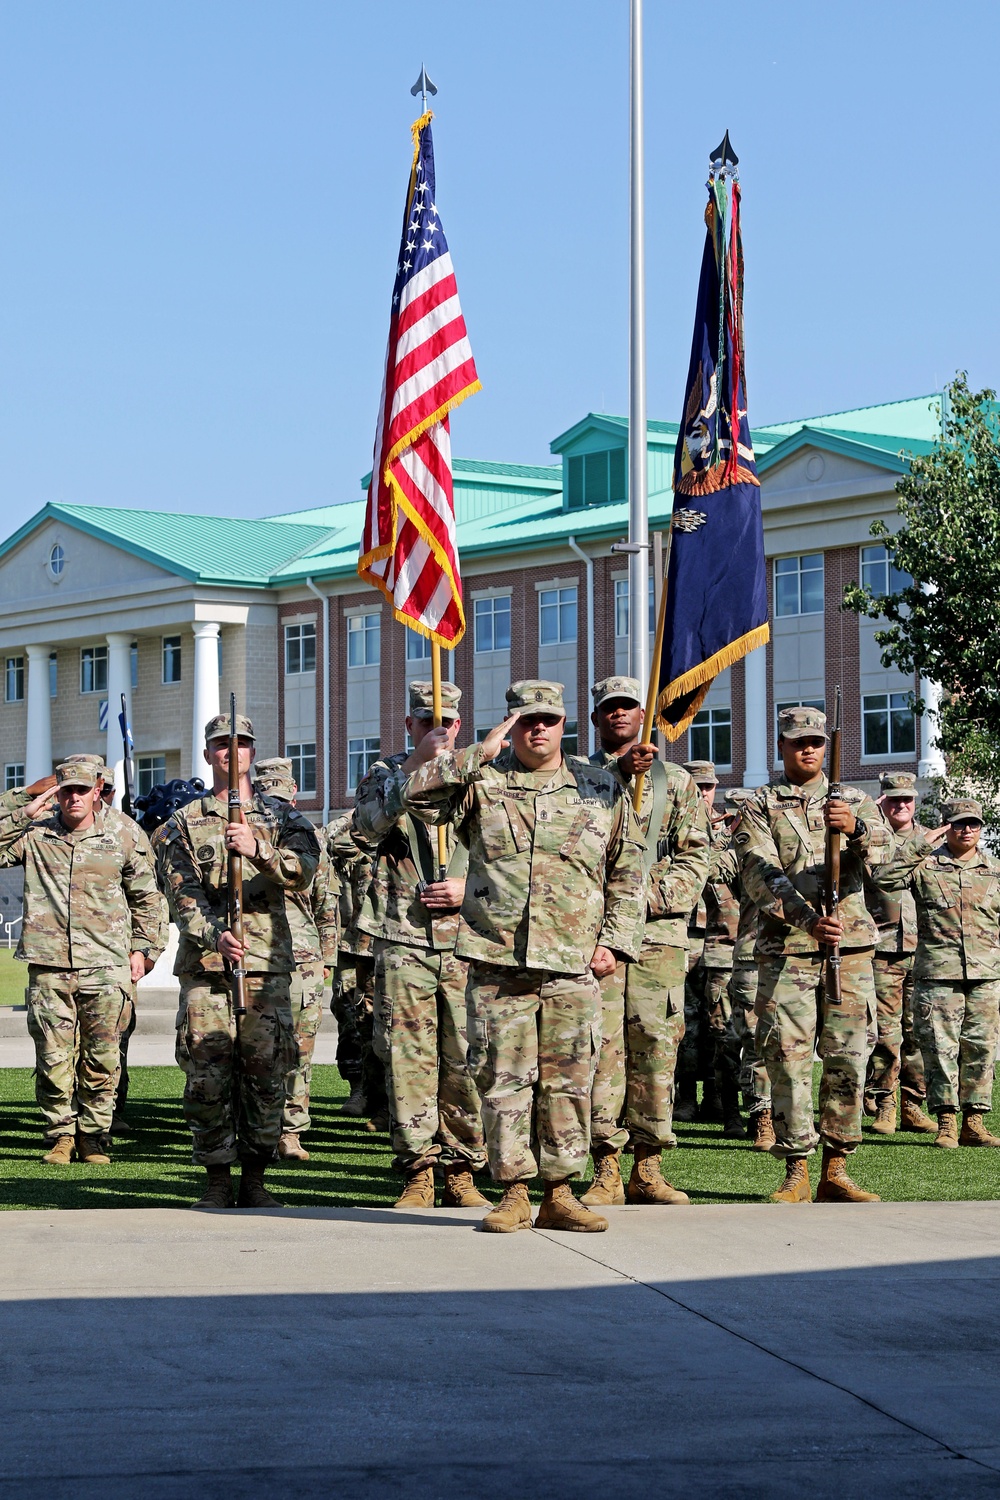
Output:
[
  {"xmin": 758, "ymin": 427, "xmax": 914, "ymax": 503},
  {"xmin": 1, "ymin": 513, "xmax": 177, "ymax": 607}
]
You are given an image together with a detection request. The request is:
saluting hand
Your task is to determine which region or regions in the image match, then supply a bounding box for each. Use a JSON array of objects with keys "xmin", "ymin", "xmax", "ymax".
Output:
[
  {"xmin": 24, "ymin": 784, "xmax": 59, "ymax": 820},
  {"xmin": 480, "ymin": 714, "xmax": 518, "ymax": 763}
]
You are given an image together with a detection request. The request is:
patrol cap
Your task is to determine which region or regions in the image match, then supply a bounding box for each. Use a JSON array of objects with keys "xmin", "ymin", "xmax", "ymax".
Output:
[
  {"xmin": 880, "ymin": 771, "xmax": 917, "ymax": 796},
  {"xmin": 506, "ymin": 680, "xmax": 565, "ymax": 718},
  {"xmin": 724, "ymin": 787, "xmax": 754, "ymax": 811},
  {"xmin": 591, "ymin": 675, "xmax": 642, "ymax": 710},
  {"xmin": 408, "ymin": 679, "xmax": 462, "ymax": 722},
  {"xmin": 254, "ymin": 756, "xmax": 296, "ymax": 801},
  {"xmin": 62, "ymin": 753, "xmax": 109, "ymax": 780},
  {"xmin": 55, "ymin": 760, "xmax": 100, "ymax": 790},
  {"xmin": 778, "ymin": 705, "xmax": 828, "ymax": 741},
  {"xmin": 684, "ymin": 760, "xmax": 718, "ymax": 786},
  {"xmin": 942, "ymin": 798, "xmax": 983, "ymax": 825},
  {"xmin": 204, "ymin": 712, "xmax": 255, "ymax": 745}
]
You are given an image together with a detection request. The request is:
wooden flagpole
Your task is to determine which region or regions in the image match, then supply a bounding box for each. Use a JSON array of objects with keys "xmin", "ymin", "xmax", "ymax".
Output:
[
  {"xmin": 431, "ymin": 640, "xmax": 449, "ymax": 879},
  {"xmin": 632, "ymin": 523, "xmax": 672, "ymax": 812}
]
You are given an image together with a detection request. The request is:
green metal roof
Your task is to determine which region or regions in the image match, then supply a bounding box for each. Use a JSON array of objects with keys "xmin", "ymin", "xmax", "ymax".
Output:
[
  {"xmin": 757, "ymin": 424, "xmax": 937, "ymax": 476},
  {"xmin": 761, "ymin": 393, "xmax": 944, "ymax": 443}
]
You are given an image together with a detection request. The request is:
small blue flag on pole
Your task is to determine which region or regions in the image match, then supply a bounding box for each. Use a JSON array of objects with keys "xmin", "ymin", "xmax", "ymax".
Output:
[{"xmin": 657, "ymin": 141, "xmax": 769, "ymax": 739}]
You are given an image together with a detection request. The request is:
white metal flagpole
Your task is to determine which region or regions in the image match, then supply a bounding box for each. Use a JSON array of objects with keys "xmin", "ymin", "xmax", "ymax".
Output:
[{"xmin": 628, "ymin": 0, "xmax": 649, "ymax": 691}]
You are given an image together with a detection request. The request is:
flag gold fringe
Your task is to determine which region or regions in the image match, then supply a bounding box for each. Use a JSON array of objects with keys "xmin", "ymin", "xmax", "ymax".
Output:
[{"xmin": 656, "ymin": 622, "xmax": 770, "ymax": 741}]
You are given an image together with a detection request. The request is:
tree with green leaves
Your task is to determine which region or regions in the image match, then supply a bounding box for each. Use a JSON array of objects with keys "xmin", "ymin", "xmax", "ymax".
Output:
[{"xmin": 843, "ymin": 374, "xmax": 1000, "ymax": 820}]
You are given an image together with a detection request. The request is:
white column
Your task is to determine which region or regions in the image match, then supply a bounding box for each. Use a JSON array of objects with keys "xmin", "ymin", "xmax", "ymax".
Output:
[
  {"xmin": 918, "ymin": 675, "xmax": 946, "ymax": 780},
  {"xmin": 106, "ymin": 632, "xmax": 133, "ymax": 806},
  {"xmin": 191, "ymin": 622, "xmax": 221, "ymax": 777},
  {"xmin": 742, "ymin": 644, "xmax": 769, "ymax": 788},
  {"xmin": 24, "ymin": 644, "xmax": 52, "ymax": 782}
]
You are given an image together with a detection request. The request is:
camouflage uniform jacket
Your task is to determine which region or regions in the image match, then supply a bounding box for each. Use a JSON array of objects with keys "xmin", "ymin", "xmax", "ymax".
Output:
[
  {"xmin": 353, "ymin": 750, "xmax": 469, "ymax": 951},
  {"xmin": 285, "ymin": 841, "xmax": 339, "ymax": 967},
  {"xmin": 325, "ymin": 813, "xmax": 375, "ymax": 958},
  {"xmin": 699, "ymin": 824, "xmax": 740, "ymax": 968},
  {"xmin": 402, "ymin": 743, "xmax": 647, "ymax": 974},
  {"xmin": 737, "ymin": 774, "xmax": 891, "ymax": 957},
  {"xmin": 0, "ymin": 804, "xmax": 166, "ymax": 973},
  {"xmin": 0, "ymin": 787, "xmax": 32, "ymax": 820},
  {"xmin": 589, "ymin": 748, "xmax": 709, "ymax": 949},
  {"xmin": 864, "ymin": 817, "xmax": 929, "ymax": 955},
  {"xmin": 157, "ymin": 791, "xmax": 320, "ymax": 977},
  {"xmin": 876, "ymin": 836, "xmax": 1000, "ymax": 981}
]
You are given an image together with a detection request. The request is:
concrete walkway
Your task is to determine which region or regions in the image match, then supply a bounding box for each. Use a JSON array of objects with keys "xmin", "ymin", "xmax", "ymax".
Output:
[{"xmin": 1, "ymin": 1199, "xmax": 998, "ymax": 1497}]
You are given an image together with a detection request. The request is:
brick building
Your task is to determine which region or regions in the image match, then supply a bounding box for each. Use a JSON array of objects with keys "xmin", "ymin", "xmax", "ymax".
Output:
[{"xmin": 0, "ymin": 393, "xmax": 947, "ymax": 822}]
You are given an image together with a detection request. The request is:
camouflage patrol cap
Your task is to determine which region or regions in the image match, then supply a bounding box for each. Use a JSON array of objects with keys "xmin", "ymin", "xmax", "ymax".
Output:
[
  {"xmin": 724, "ymin": 787, "xmax": 754, "ymax": 811},
  {"xmin": 55, "ymin": 760, "xmax": 99, "ymax": 789},
  {"xmin": 506, "ymin": 680, "xmax": 565, "ymax": 717},
  {"xmin": 591, "ymin": 675, "xmax": 642, "ymax": 710},
  {"xmin": 683, "ymin": 760, "xmax": 718, "ymax": 786},
  {"xmin": 778, "ymin": 705, "xmax": 828, "ymax": 741},
  {"xmin": 204, "ymin": 712, "xmax": 255, "ymax": 745},
  {"xmin": 408, "ymin": 679, "xmax": 462, "ymax": 722},
  {"xmin": 254, "ymin": 756, "xmax": 296, "ymax": 801},
  {"xmin": 942, "ymin": 798, "xmax": 984, "ymax": 825},
  {"xmin": 880, "ymin": 771, "xmax": 917, "ymax": 796},
  {"xmin": 63, "ymin": 753, "xmax": 109, "ymax": 780}
]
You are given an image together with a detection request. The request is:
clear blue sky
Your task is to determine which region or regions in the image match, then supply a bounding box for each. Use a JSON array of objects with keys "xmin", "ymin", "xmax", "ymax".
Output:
[{"xmin": 0, "ymin": 1, "xmax": 993, "ymax": 535}]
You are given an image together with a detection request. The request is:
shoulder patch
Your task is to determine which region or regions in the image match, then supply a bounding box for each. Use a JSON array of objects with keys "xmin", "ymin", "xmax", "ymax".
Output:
[{"xmin": 734, "ymin": 831, "xmax": 751, "ymax": 847}]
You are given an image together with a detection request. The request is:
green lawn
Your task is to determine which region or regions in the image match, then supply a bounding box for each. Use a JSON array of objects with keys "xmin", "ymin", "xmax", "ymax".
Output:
[
  {"xmin": 0, "ymin": 950, "xmax": 27, "ymax": 1005},
  {"xmin": 1, "ymin": 1064, "xmax": 997, "ymax": 1211}
]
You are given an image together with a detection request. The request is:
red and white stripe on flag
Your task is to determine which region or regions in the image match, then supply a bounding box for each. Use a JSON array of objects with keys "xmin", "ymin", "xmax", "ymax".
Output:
[{"xmin": 359, "ymin": 114, "xmax": 480, "ymax": 649}]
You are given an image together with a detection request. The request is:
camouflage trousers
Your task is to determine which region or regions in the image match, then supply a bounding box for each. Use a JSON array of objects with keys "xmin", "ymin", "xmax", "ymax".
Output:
[
  {"xmin": 911, "ymin": 978, "xmax": 1000, "ymax": 1113},
  {"xmin": 677, "ymin": 958, "xmax": 731, "ymax": 1085},
  {"xmin": 466, "ymin": 961, "xmax": 600, "ymax": 1183},
  {"xmin": 331, "ymin": 956, "xmax": 363, "ymax": 1083},
  {"xmin": 26, "ymin": 965, "xmax": 132, "ymax": 1138},
  {"xmin": 373, "ymin": 940, "xmax": 485, "ymax": 1174},
  {"xmin": 282, "ymin": 961, "xmax": 327, "ymax": 1135},
  {"xmin": 592, "ymin": 941, "xmax": 686, "ymax": 1151},
  {"xmin": 724, "ymin": 962, "xmax": 771, "ymax": 1112},
  {"xmin": 756, "ymin": 949, "xmax": 875, "ymax": 1157},
  {"xmin": 866, "ymin": 953, "xmax": 927, "ymax": 1103},
  {"xmin": 175, "ymin": 972, "xmax": 297, "ymax": 1166}
]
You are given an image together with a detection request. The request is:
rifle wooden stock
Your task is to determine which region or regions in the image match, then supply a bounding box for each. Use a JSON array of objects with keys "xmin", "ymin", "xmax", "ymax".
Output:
[
  {"xmin": 227, "ymin": 695, "xmax": 247, "ymax": 1016},
  {"xmin": 824, "ymin": 692, "xmax": 843, "ymax": 1004}
]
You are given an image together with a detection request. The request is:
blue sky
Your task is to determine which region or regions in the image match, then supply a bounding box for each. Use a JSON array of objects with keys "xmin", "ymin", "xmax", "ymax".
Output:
[{"xmin": 0, "ymin": 1, "xmax": 993, "ymax": 535}]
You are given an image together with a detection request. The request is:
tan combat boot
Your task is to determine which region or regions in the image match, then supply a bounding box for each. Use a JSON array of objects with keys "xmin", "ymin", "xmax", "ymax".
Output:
[
  {"xmin": 278, "ymin": 1132, "xmax": 310, "ymax": 1161},
  {"xmin": 934, "ymin": 1110, "xmax": 959, "ymax": 1149},
  {"xmin": 815, "ymin": 1147, "xmax": 880, "ymax": 1202},
  {"xmin": 862, "ymin": 1092, "xmax": 877, "ymax": 1117},
  {"xmin": 481, "ymin": 1182, "xmax": 533, "ymax": 1233},
  {"xmin": 769, "ymin": 1157, "xmax": 811, "ymax": 1203},
  {"xmin": 870, "ymin": 1094, "xmax": 898, "ymax": 1135},
  {"xmin": 626, "ymin": 1142, "xmax": 690, "ymax": 1205},
  {"xmin": 364, "ymin": 1109, "xmax": 390, "ymax": 1134},
  {"xmin": 77, "ymin": 1133, "xmax": 111, "ymax": 1165},
  {"xmin": 191, "ymin": 1164, "xmax": 236, "ymax": 1209},
  {"xmin": 900, "ymin": 1095, "xmax": 937, "ymax": 1133},
  {"xmin": 441, "ymin": 1165, "xmax": 490, "ymax": 1208},
  {"xmin": 535, "ymin": 1180, "xmax": 608, "ymax": 1232},
  {"xmin": 959, "ymin": 1111, "xmax": 1000, "ymax": 1147},
  {"xmin": 42, "ymin": 1134, "xmax": 75, "ymax": 1165},
  {"xmin": 393, "ymin": 1166, "xmax": 435, "ymax": 1208},
  {"xmin": 750, "ymin": 1107, "xmax": 777, "ymax": 1153},
  {"xmin": 237, "ymin": 1157, "xmax": 283, "ymax": 1208},
  {"xmin": 580, "ymin": 1150, "xmax": 625, "ymax": 1206}
]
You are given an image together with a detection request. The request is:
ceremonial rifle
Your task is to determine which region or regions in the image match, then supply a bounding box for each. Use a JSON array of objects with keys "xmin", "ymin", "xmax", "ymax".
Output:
[
  {"xmin": 118, "ymin": 693, "xmax": 136, "ymax": 820},
  {"xmin": 227, "ymin": 693, "xmax": 247, "ymax": 1017},
  {"xmin": 823, "ymin": 687, "xmax": 843, "ymax": 1004}
]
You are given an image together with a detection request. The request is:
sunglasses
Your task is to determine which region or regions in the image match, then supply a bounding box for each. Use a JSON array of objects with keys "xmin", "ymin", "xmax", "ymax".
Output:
[{"xmin": 517, "ymin": 713, "xmax": 562, "ymax": 729}]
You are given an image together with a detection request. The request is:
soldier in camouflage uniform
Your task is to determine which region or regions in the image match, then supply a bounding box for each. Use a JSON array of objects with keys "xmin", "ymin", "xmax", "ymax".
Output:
[
  {"xmin": 326, "ymin": 813, "xmax": 383, "ymax": 1124},
  {"xmin": 0, "ymin": 761, "xmax": 166, "ymax": 1163},
  {"xmin": 252, "ymin": 757, "xmax": 339, "ymax": 1162},
  {"xmin": 862, "ymin": 771, "xmax": 937, "ymax": 1135},
  {"xmin": 737, "ymin": 706, "xmax": 891, "ymax": 1203},
  {"xmin": 402, "ymin": 680, "xmax": 646, "ymax": 1234},
  {"xmin": 582, "ymin": 677, "xmax": 709, "ymax": 1209},
  {"xmin": 876, "ymin": 798, "xmax": 1000, "ymax": 1148},
  {"xmin": 157, "ymin": 713, "xmax": 320, "ymax": 1209},
  {"xmin": 720, "ymin": 789, "xmax": 775, "ymax": 1151},
  {"xmin": 353, "ymin": 680, "xmax": 488, "ymax": 1209}
]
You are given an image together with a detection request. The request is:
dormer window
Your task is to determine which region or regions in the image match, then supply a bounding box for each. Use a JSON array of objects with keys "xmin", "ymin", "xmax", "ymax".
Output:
[{"xmin": 566, "ymin": 448, "xmax": 627, "ymax": 509}]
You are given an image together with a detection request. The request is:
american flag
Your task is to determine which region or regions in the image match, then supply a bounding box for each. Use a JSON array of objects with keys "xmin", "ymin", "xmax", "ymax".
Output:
[{"xmin": 358, "ymin": 114, "xmax": 480, "ymax": 648}]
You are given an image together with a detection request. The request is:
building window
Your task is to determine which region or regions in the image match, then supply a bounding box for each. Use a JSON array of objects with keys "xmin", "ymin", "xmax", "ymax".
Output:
[
  {"xmin": 347, "ymin": 613, "xmax": 380, "ymax": 668},
  {"xmin": 406, "ymin": 630, "xmax": 433, "ymax": 661},
  {"xmin": 136, "ymin": 755, "xmax": 166, "ymax": 797},
  {"xmin": 566, "ymin": 449, "xmax": 627, "ymax": 509},
  {"xmin": 162, "ymin": 636, "xmax": 182, "ymax": 685},
  {"xmin": 474, "ymin": 596, "xmax": 512, "ymax": 653},
  {"xmin": 348, "ymin": 736, "xmax": 380, "ymax": 791},
  {"xmin": 5, "ymin": 657, "xmax": 24, "ymax": 704},
  {"xmin": 860, "ymin": 543, "xmax": 911, "ymax": 597},
  {"xmin": 862, "ymin": 693, "xmax": 916, "ymax": 758},
  {"xmin": 285, "ymin": 622, "xmax": 317, "ymax": 674},
  {"xmin": 80, "ymin": 645, "xmax": 108, "ymax": 695},
  {"xmin": 539, "ymin": 586, "xmax": 578, "ymax": 645},
  {"xmin": 47, "ymin": 544, "xmax": 65, "ymax": 579},
  {"xmin": 48, "ymin": 652, "xmax": 57, "ymax": 699},
  {"xmin": 131, "ymin": 641, "xmax": 138, "ymax": 689},
  {"xmin": 690, "ymin": 707, "xmax": 732, "ymax": 768},
  {"xmin": 286, "ymin": 742, "xmax": 317, "ymax": 795},
  {"xmin": 562, "ymin": 721, "xmax": 578, "ymax": 756},
  {"xmin": 5, "ymin": 763, "xmax": 25, "ymax": 790},
  {"xmin": 774, "ymin": 554, "xmax": 824, "ymax": 617},
  {"xmin": 614, "ymin": 575, "xmax": 655, "ymax": 638}
]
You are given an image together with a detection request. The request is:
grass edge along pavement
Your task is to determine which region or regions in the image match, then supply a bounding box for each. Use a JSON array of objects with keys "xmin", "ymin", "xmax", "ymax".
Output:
[{"xmin": 1, "ymin": 1064, "xmax": 998, "ymax": 1211}]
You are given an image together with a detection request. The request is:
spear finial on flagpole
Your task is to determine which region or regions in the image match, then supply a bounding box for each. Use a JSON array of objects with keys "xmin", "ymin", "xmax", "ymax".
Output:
[{"xmin": 410, "ymin": 65, "xmax": 438, "ymax": 115}]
